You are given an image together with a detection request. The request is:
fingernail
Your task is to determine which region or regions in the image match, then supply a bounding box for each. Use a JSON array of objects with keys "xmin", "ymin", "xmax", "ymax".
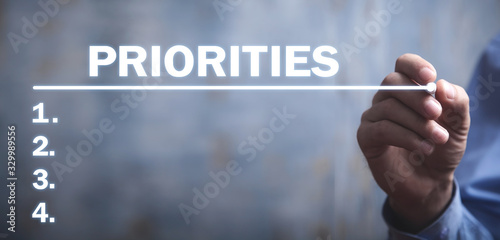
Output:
[
  {"xmin": 444, "ymin": 81, "xmax": 456, "ymax": 99},
  {"xmin": 420, "ymin": 139, "xmax": 434, "ymax": 155},
  {"xmin": 424, "ymin": 99, "xmax": 441, "ymax": 118},
  {"xmin": 419, "ymin": 67, "xmax": 436, "ymax": 82},
  {"xmin": 431, "ymin": 127, "xmax": 449, "ymax": 144}
]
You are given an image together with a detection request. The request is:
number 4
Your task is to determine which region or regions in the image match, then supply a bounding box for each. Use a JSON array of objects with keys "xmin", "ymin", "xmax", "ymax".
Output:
[{"xmin": 32, "ymin": 202, "xmax": 55, "ymax": 223}]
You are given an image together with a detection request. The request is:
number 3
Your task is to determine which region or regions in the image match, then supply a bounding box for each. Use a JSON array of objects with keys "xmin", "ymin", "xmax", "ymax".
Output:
[{"xmin": 33, "ymin": 169, "xmax": 48, "ymax": 190}]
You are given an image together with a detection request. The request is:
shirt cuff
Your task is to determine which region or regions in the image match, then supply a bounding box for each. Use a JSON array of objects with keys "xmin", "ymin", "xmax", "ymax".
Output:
[{"xmin": 382, "ymin": 179, "xmax": 462, "ymax": 240}]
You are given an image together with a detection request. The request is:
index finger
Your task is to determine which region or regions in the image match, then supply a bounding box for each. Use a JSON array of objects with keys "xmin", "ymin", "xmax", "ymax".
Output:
[{"xmin": 395, "ymin": 53, "xmax": 437, "ymax": 85}]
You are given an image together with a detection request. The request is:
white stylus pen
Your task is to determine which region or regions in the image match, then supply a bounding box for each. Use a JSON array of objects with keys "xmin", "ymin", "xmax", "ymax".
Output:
[{"xmin": 33, "ymin": 82, "xmax": 437, "ymax": 92}]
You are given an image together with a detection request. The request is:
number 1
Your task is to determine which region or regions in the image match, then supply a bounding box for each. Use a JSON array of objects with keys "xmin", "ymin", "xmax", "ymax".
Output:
[{"xmin": 33, "ymin": 103, "xmax": 49, "ymax": 123}]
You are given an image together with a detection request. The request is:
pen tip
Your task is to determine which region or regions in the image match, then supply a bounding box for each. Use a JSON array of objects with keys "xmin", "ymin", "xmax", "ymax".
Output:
[{"xmin": 426, "ymin": 82, "xmax": 437, "ymax": 94}]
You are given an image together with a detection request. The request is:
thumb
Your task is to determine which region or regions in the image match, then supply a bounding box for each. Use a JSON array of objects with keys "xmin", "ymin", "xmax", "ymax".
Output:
[
  {"xmin": 435, "ymin": 79, "xmax": 470, "ymax": 136},
  {"xmin": 433, "ymin": 79, "xmax": 470, "ymax": 166}
]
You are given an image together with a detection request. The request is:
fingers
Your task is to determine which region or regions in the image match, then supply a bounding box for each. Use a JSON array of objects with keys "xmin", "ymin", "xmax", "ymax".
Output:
[
  {"xmin": 395, "ymin": 53, "xmax": 437, "ymax": 84},
  {"xmin": 373, "ymin": 72, "xmax": 442, "ymax": 120},
  {"xmin": 357, "ymin": 119, "xmax": 434, "ymax": 159},
  {"xmin": 364, "ymin": 98, "xmax": 449, "ymax": 145},
  {"xmin": 435, "ymin": 79, "xmax": 470, "ymax": 136},
  {"xmin": 359, "ymin": 54, "xmax": 468, "ymax": 162}
]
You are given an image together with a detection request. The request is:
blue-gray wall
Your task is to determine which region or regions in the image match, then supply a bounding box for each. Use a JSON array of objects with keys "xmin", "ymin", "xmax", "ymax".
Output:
[{"xmin": 1, "ymin": 1, "xmax": 499, "ymax": 239}]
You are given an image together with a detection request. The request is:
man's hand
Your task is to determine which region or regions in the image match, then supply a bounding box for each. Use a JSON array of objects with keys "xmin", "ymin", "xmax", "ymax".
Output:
[{"xmin": 357, "ymin": 54, "xmax": 470, "ymax": 232}]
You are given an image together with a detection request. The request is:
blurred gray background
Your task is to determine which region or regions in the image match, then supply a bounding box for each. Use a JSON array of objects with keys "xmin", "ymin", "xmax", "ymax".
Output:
[{"xmin": 1, "ymin": 0, "xmax": 499, "ymax": 239}]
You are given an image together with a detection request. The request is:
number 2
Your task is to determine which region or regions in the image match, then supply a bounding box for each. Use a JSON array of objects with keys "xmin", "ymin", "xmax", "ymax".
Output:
[{"xmin": 33, "ymin": 136, "xmax": 49, "ymax": 156}]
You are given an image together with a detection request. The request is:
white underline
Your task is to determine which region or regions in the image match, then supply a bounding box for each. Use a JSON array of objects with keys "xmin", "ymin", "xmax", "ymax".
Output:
[{"xmin": 33, "ymin": 85, "xmax": 432, "ymax": 91}]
